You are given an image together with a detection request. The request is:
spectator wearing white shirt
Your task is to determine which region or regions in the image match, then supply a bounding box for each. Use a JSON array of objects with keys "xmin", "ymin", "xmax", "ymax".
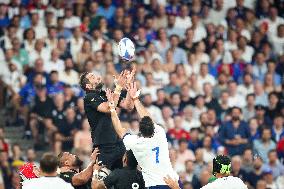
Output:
[
  {"xmin": 182, "ymin": 105, "xmax": 201, "ymax": 131},
  {"xmin": 237, "ymin": 73, "xmax": 254, "ymax": 97},
  {"xmin": 270, "ymin": 24, "xmax": 284, "ymax": 56},
  {"xmin": 23, "ymin": 28, "xmax": 36, "ymax": 54},
  {"xmin": 45, "ymin": 27, "xmax": 58, "ymax": 52},
  {"xmin": 142, "ymin": 94, "xmax": 164, "ymax": 125},
  {"xmin": 228, "ymin": 80, "xmax": 246, "ymax": 108},
  {"xmin": 63, "ymin": 7, "xmax": 81, "ymax": 29},
  {"xmin": 191, "ymin": 14, "xmax": 207, "ymax": 43},
  {"xmin": 141, "ymin": 72, "xmax": 159, "ymax": 101},
  {"xmin": 151, "ymin": 59, "xmax": 169, "ymax": 86},
  {"xmin": 70, "ymin": 27, "xmax": 84, "ymax": 59},
  {"xmin": 174, "ymin": 5, "xmax": 192, "ymax": 32},
  {"xmin": 237, "ymin": 36, "xmax": 254, "ymax": 63},
  {"xmin": 192, "ymin": 95, "xmax": 207, "ymax": 121},
  {"xmin": 58, "ymin": 58, "xmax": 79, "ymax": 86},
  {"xmin": 162, "ymin": 106, "xmax": 174, "ymax": 131},
  {"xmin": 153, "ymin": 4, "xmax": 168, "ymax": 30},
  {"xmin": 208, "ymin": 0, "xmax": 227, "ymax": 26},
  {"xmin": 197, "ymin": 63, "xmax": 216, "ymax": 91},
  {"xmin": 29, "ymin": 39, "xmax": 51, "ymax": 67},
  {"xmin": 264, "ymin": 7, "xmax": 284, "ymax": 36},
  {"xmin": 224, "ymin": 29, "xmax": 238, "ymax": 51},
  {"xmin": 166, "ymin": 14, "xmax": 184, "ymax": 39},
  {"xmin": 22, "ymin": 153, "xmax": 74, "ymax": 189},
  {"xmin": 30, "ymin": 12, "xmax": 48, "ymax": 39},
  {"xmin": 44, "ymin": 49, "xmax": 64, "ymax": 73}
]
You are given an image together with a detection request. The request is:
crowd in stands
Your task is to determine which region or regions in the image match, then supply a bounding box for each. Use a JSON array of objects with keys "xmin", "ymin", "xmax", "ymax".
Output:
[{"xmin": 0, "ymin": 0, "xmax": 284, "ymax": 189}]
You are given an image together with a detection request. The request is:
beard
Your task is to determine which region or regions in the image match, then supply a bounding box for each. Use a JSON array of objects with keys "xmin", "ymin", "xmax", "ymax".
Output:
[
  {"xmin": 73, "ymin": 156, "xmax": 84, "ymax": 170},
  {"xmin": 95, "ymin": 82, "xmax": 104, "ymax": 90},
  {"xmin": 232, "ymin": 116, "xmax": 240, "ymax": 121}
]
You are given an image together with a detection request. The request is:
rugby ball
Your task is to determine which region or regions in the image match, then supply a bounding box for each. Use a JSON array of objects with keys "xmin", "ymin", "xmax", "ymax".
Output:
[{"xmin": 118, "ymin": 37, "xmax": 135, "ymax": 61}]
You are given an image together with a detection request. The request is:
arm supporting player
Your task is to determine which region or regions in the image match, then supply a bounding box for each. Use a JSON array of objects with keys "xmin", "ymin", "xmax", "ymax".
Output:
[
  {"xmin": 91, "ymin": 162, "xmax": 106, "ymax": 189},
  {"xmin": 71, "ymin": 149, "xmax": 100, "ymax": 186},
  {"xmin": 106, "ymin": 89, "xmax": 127, "ymax": 139}
]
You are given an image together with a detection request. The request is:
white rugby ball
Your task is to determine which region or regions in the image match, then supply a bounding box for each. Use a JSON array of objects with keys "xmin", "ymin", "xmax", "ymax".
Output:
[{"xmin": 118, "ymin": 37, "xmax": 135, "ymax": 61}]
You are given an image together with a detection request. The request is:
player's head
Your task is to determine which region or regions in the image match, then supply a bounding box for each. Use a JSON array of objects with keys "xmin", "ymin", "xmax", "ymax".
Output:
[
  {"xmin": 40, "ymin": 153, "xmax": 59, "ymax": 174},
  {"xmin": 139, "ymin": 116, "xmax": 155, "ymax": 138},
  {"xmin": 123, "ymin": 150, "xmax": 138, "ymax": 169},
  {"xmin": 213, "ymin": 155, "xmax": 231, "ymax": 177},
  {"xmin": 57, "ymin": 152, "xmax": 83, "ymax": 170},
  {"xmin": 79, "ymin": 72, "xmax": 103, "ymax": 91}
]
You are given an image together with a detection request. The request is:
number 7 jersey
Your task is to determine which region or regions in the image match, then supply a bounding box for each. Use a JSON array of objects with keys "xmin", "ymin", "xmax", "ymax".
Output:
[{"xmin": 123, "ymin": 124, "xmax": 179, "ymax": 187}]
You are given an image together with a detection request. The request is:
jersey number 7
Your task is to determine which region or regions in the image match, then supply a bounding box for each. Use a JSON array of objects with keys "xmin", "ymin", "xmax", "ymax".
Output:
[{"xmin": 152, "ymin": 147, "xmax": 160, "ymax": 163}]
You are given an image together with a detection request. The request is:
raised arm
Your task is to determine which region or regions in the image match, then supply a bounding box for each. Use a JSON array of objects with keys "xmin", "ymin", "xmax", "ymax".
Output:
[
  {"xmin": 97, "ymin": 71, "xmax": 128, "ymax": 113},
  {"xmin": 105, "ymin": 89, "xmax": 127, "ymax": 139},
  {"xmin": 126, "ymin": 82, "xmax": 151, "ymax": 119},
  {"xmin": 71, "ymin": 149, "xmax": 100, "ymax": 186}
]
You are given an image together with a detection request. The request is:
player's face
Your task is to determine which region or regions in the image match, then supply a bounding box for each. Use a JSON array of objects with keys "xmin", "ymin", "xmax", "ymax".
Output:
[{"xmin": 86, "ymin": 73, "xmax": 103, "ymax": 90}]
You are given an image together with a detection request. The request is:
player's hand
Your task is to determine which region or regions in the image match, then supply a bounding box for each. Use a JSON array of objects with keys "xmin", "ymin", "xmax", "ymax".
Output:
[
  {"xmin": 163, "ymin": 176, "xmax": 180, "ymax": 189},
  {"xmin": 90, "ymin": 148, "xmax": 100, "ymax": 162},
  {"xmin": 126, "ymin": 66, "xmax": 136, "ymax": 85},
  {"xmin": 115, "ymin": 70, "xmax": 128, "ymax": 87},
  {"xmin": 105, "ymin": 88, "xmax": 115, "ymax": 107},
  {"xmin": 93, "ymin": 158, "xmax": 103, "ymax": 171},
  {"xmin": 126, "ymin": 82, "xmax": 140, "ymax": 99}
]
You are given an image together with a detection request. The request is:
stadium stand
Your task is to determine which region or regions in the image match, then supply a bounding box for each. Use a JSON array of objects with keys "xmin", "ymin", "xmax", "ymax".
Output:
[{"xmin": 0, "ymin": 0, "xmax": 284, "ymax": 189}]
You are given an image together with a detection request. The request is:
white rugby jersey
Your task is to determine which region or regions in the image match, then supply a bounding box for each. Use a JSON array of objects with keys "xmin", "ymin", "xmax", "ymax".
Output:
[
  {"xmin": 22, "ymin": 176, "xmax": 74, "ymax": 189},
  {"xmin": 201, "ymin": 176, "xmax": 248, "ymax": 189},
  {"xmin": 123, "ymin": 124, "xmax": 179, "ymax": 187}
]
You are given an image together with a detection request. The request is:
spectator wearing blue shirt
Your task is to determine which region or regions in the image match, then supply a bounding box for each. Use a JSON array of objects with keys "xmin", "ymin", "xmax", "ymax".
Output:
[
  {"xmin": 167, "ymin": 35, "xmax": 188, "ymax": 65},
  {"xmin": 218, "ymin": 107, "xmax": 251, "ymax": 156},
  {"xmin": 97, "ymin": 0, "xmax": 116, "ymax": 21},
  {"xmin": 208, "ymin": 49, "xmax": 222, "ymax": 78},
  {"xmin": 253, "ymin": 52, "xmax": 268, "ymax": 83},
  {"xmin": 0, "ymin": 3, "xmax": 10, "ymax": 27},
  {"xmin": 230, "ymin": 49, "xmax": 246, "ymax": 83},
  {"xmin": 253, "ymin": 127, "xmax": 276, "ymax": 163},
  {"xmin": 267, "ymin": 60, "xmax": 282, "ymax": 87},
  {"xmin": 164, "ymin": 72, "xmax": 181, "ymax": 95},
  {"xmin": 271, "ymin": 115, "xmax": 284, "ymax": 142},
  {"xmin": 19, "ymin": 6, "xmax": 31, "ymax": 29},
  {"xmin": 46, "ymin": 71, "xmax": 65, "ymax": 96},
  {"xmin": 19, "ymin": 73, "xmax": 44, "ymax": 106}
]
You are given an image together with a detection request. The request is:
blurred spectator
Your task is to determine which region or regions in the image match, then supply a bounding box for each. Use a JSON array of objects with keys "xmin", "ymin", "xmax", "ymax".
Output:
[
  {"xmin": 262, "ymin": 167, "xmax": 277, "ymax": 189},
  {"xmin": 253, "ymin": 127, "xmax": 276, "ymax": 163},
  {"xmin": 227, "ymin": 80, "xmax": 246, "ymax": 108},
  {"xmin": 263, "ymin": 149, "xmax": 284, "ymax": 180},
  {"xmin": 46, "ymin": 71, "xmax": 64, "ymax": 96},
  {"xmin": 231, "ymin": 155, "xmax": 247, "ymax": 180},
  {"xmin": 58, "ymin": 58, "xmax": 79, "ymax": 86},
  {"xmin": 200, "ymin": 136, "xmax": 216, "ymax": 163},
  {"xmin": 74, "ymin": 118, "xmax": 92, "ymax": 154},
  {"xmin": 218, "ymin": 107, "xmax": 250, "ymax": 156},
  {"xmin": 246, "ymin": 156, "xmax": 264, "ymax": 189},
  {"xmin": 241, "ymin": 148, "xmax": 254, "ymax": 173},
  {"xmin": 242, "ymin": 94, "xmax": 256, "ymax": 122},
  {"xmin": 167, "ymin": 115, "xmax": 190, "ymax": 144},
  {"xmin": 272, "ymin": 115, "xmax": 284, "ymax": 142},
  {"xmin": 176, "ymin": 139, "xmax": 195, "ymax": 165}
]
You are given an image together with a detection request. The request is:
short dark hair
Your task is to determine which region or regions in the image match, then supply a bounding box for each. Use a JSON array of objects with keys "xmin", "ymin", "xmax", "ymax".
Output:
[
  {"xmin": 213, "ymin": 155, "xmax": 231, "ymax": 176},
  {"xmin": 126, "ymin": 150, "xmax": 138, "ymax": 169},
  {"xmin": 40, "ymin": 153, "xmax": 58, "ymax": 173},
  {"xmin": 139, "ymin": 116, "xmax": 155, "ymax": 138},
  {"xmin": 79, "ymin": 72, "xmax": 90, "ymax": 91}
]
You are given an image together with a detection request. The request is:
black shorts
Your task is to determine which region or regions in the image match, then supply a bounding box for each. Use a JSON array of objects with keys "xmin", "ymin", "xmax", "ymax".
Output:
[{"xmin": 94, "ymin": 142, "xmax": 126, "ymax": 170}]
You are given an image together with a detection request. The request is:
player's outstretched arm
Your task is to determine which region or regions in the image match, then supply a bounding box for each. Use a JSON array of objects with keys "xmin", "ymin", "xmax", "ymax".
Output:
[
  {"xmin": 96, "ymin": 71, "xmax": 128, "ymax": 113},
  {"xmin": 106, "ymin": 89, "xmax": 127, "ymax": 139},
  {"xmin": 126, "ymin": 82, "xmax": 152, "ymax": 119},
  {"xmin": 71, "ymin": 149, "xmax": 100, "ymax": 186}
]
